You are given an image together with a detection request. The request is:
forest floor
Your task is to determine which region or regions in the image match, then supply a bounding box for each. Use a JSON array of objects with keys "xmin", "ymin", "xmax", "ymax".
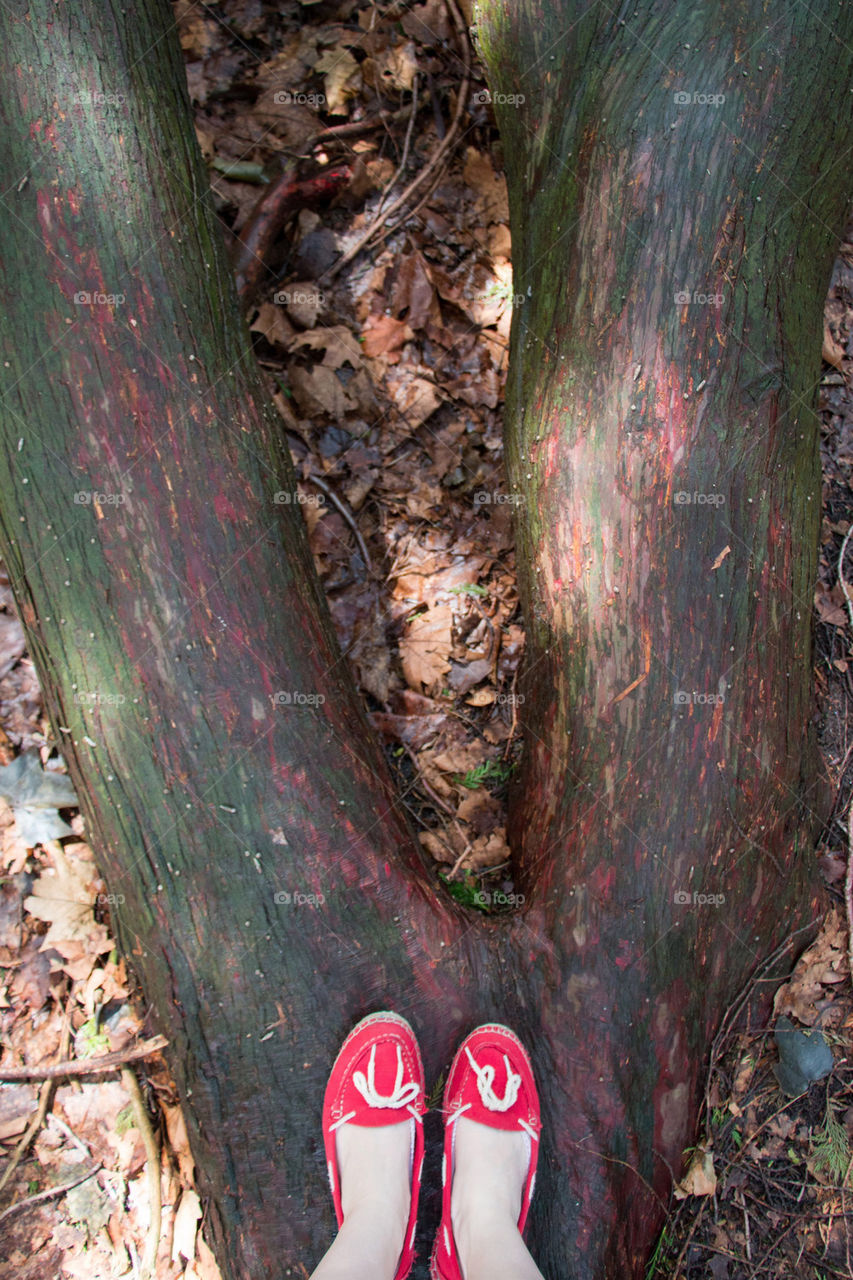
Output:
[{"xmin": 2, "ymin": 2, "xmax": 853, "ymax": 1277}]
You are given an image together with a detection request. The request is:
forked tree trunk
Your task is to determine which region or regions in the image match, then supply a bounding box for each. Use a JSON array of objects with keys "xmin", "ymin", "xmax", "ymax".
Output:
[{"xmin": 0, "ymin": 1, "xmax": 849, "ymax": 1275}]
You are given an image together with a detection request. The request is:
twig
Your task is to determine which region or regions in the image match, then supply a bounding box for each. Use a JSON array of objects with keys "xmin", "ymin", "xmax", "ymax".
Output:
[
  {"xmin": 48, "ymin": 1111, "xmax": 93, "ymax": 1160},
  {"xmin": 0, "ymin": 1035, "xmax": 168, "ymax": 1081},
  {"xmin": 122, "ymin": 1066, "xmax": 161, "ymax": 1280},
  {"xmin": 0, "ymin": 1016, "xmax": 71, "ymax": 1195},
  {"xmin": 567, "ymin": 1139, "xmax": 671, "ymax": 1217},
  {"xmin": 400, "ymin": 742, "xmax": 472, "ymax": 878},
  {"xmin": 311, "ymin": 105, "xmax": 415, "ymax": 142},
  {"xmin": 503, "ymin": 666, "xmax": 520, "ymax": 762},
  {"xmin": 305, "ymin": 473, "xmax": 372, "ymax": 573},
  {"xmin": 401, "ymin": 742, "xmax": 455, "ymax": 819},
  {"xmin": 376, "ymin": 73, "xmax": 420, "ymax": 214},
  {"xmin": 738, "ymin": 1186, "xmax": 752, "ymax": 1261},
  {"xmin": 323, "ymin": 0, "xmax": 471, "ymax": 280},
  {"xmin": 0, "ymin": 1166, "xmax": 101, "ymax": 1225},
  {"xmin": 839, "ymin": 523, "xmax": 853, "ymax": 629}
]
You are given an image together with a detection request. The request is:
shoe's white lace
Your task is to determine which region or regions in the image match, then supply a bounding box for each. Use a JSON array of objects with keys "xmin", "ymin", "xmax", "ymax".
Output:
[
  {"xmin": 353, "ymin": 1042, "xmax": 421, "ymax": 1109},
  {"xmin": 464, "ymin": 1045, "xmax": 522, "ymax": 1112}
]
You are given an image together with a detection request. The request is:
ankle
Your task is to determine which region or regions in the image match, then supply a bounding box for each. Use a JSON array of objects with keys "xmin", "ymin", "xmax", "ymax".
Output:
[
  {"xmin": 452, "ymin": 1205, "xmax": 527, "ymax": 1280},
  {"xmin": 336, "ymin": 1120, "xmax": 411, "ymax": 1236}
]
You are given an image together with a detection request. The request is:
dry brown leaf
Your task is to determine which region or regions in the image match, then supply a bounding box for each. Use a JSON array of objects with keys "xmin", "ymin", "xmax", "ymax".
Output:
[
  {"xmin": 368, "ymin": 41, "xmax": 418, "ymax": 93},
  {"xmin": 315, "ymin": 46, "xmax": 361, "ymax": 115},
  {"xmin": 418, "ymin": 828, "xmax": 462, "ymax": 864},
  {"xmin": 673, "ymin": 1146, "xmax": 717, "ymax": 1199},
  {"xmin": 163, "ymin": 1101, "xmax": 196, "ymax": 1185},
  {"xmin": 288, "ymin": 365, "xmax": 355, "ymax": 419},
  {"xmin": 462, "ymin": 147, "xmax": 510, "ymax": 224},
  {"xmin": 823, "ymin": 323, "xmax": 845, "ymax": 370},
  {"xmin": 24, "ymin": 847, "xmax": 99, "ymax": 949},
  {"xmin": 392, "ymin": 252, "xmax": 438, "ymax": 331},
  {"xmin": 400, "ymin": 605, "xmax": 452, "ymax": 693},
  {"xmin": 430, "ymin": 742, "xmax": 490, "ymax": 776},
  {"xmin": 172, "ymin": 1189, "xmax": 202, "ymax": 1263},
  {"xmin": 249, "ymin": 303, "xmax": 296, "ymax": 349},
  {"xmin": 466, "ymin": 829, "xmax": 511, "ymax": 870},
  {"xmin": 185, "ymin": 1233, "xmax": 225, "ymax": 1280},
  {"xmin": 362, "ymin": 314, "xmax": 414, "ymax": 359},
  {"xmin": 387, "ymin": 373, "xmax": 441, "ymax": 427},
  {"xmin": 448, "ymin": 658, "xmax": 492, "ymax": 695},
  {"xmin": 457, "ymin": 789, "xmax": 502, "ymax": 833},
  {"xmin": 0, "ymin": 612, "xmax": 25, "ymax": 680},
  {"xmin": 400, "ymin": 0, "xmax": 452, "ymax": 44},
  {"xmin": 710, "ymin": 545, "xmax": 731, "ymax": 571},
  {"xmin": 282, "ymin": 282, "xmax": 323, "ymax": 329},
  {"xmin": 370, "ymin": 711, "xmax": 446, "ymax": 751},
  {"xmin": 815, "ymin": 587, "xmax": 849, "ymax": 628},
  {"xmin": 290, "ymin": 325, "xmax": 365, "ymax": 369},
  {"xmin": 774, "ymin": 907, "xmax": 850, "ymax": 1025}
]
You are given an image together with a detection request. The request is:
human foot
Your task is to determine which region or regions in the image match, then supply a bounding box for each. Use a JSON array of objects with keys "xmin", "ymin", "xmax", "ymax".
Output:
[
  {"xmin": 321, "ymin": 1012, "xmax": 426, "ymax": 1280},
  {"xmin": 430, "ymin": 1024, "xmax": 541, "ymax": 1280}
]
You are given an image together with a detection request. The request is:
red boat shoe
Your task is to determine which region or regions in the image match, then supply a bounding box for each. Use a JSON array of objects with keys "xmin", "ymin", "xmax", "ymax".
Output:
[
  {"xmin": 430, "ymin": 1024, "xmax": 541, "ymax": 1280},
  {"xmin": 323, "ymin": 1011, "xmax": 426, "ymax": 1280}
]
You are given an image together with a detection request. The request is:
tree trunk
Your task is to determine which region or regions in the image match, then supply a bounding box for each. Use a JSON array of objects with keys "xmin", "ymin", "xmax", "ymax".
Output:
[
  {"xmin": 475, "ymin": 1, "xmax": 853, "ymax": 1268},
  {"xmin": 0, "ymin": 1, "xmax": 848, "ymax": 1276}
]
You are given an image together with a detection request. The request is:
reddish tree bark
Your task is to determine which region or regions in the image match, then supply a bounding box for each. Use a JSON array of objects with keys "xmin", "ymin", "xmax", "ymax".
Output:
[{"xmin": 0, "ymin": 1, "xmax": 849, "ymax": 1276}]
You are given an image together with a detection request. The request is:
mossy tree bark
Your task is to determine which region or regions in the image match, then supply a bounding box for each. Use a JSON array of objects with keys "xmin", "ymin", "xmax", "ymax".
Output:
[
  {"xmin": 475, "ymin": 0, "xmax": 853, "ymax": 1269},
  {"xmin": 0, "ymin": 0, "xmax": 849, "ymax": 1276}
]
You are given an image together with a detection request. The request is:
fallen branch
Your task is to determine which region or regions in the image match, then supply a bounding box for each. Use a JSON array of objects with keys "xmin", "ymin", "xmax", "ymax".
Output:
[{"xmin": 0, "ymin": 1034, "xmax": 168, "ymax": 1081}]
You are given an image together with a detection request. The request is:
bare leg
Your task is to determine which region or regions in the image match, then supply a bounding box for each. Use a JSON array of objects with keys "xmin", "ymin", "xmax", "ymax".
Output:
[
  {"xmin": 451, "ymin": 1118, "xmax": 545, "ymax": 1280},
  {"xmin": 310, "ymin": 1119, "xmax": 411, "ymax": 1280}
]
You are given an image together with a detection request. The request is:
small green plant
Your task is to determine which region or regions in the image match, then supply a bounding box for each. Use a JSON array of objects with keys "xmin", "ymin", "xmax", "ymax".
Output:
[
  {"xmin": 483, "ymin": 280, "xmax": 514, "ymax": 303},
  {"xmin": 732, "ymin": 1127, "xmax": 743, "ymax": 1149},
  {"xmin": 448, "ymin": 583, "xmax": 488, "ymax": 598},
  {"xmin": 75, "ymin": 1016, "xmax": 110, "ymax": 1058},
  {"xmin": 426, "ymin": 1070, "xmax": 446, "ymax": 1110},
  {"xmin": 115, "ymin": 1102, "xmax": 137, "ymax": 1136},
  {"xmin": 644, "ymin": 1224, "xmax": 670, "ymax": 1280},
  {"xmin": 455, "ymin": 759, "xmax": 513, "ymax": 790},
  {"xmin": 811, "ymin": 1101, "xmax": 851, "ymax": 1183},
  {"xmin": 709, "ymin": 1106, "xmax": 726, "ymax": 1129},
  {"xmin": 439, "ymin": 871, "xmax": 490, "ymax": 912}
]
